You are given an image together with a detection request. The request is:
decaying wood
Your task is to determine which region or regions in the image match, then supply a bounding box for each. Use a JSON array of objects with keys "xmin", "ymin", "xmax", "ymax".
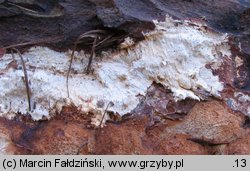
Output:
[
  {"xmin": 0, "ymin": 0, "xmax": 250, "ymax": 155},
  {"xmin": 0, "ymin": 1, "xmax": 249, "ymax": 90},
  {"xmin": 0, "ymin": 0, "xmax": 249, "ymax": 53}
]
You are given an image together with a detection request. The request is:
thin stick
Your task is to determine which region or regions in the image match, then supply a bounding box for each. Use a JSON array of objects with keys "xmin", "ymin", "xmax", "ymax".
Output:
[
  {"xmin": 96, "ymin": 101, "xmax": 113, "ymax": 137},
  {"xmin": 66, "ymin": 30, "xmax": 107, "ymax": 98},
  {"xmin": 66, "ymin": 34, "xmax": 95, "ymax": 97},
  {"xmin": 86, "ymin": 37, "xmax": 97, "ymax": 74},
  {"xmin": 66, "ymin": 41, "xmax": 77, "ymax": 98},
  {"xmin": 7, "ymin": 2, "xmax": 40, "ymax": 13},
  {"xmin": 11, "ymin": 48, "xmax": 32, "ymax": 112},
  {"xmin": 78, "ymin": 30, "xmax": 106, "ymax": 40},
  {"xmin": 3, "ymin": 36, "xmax": 63, "ymax": 50},
  {"xmin": 95, "ymin": 34, "xmax": 113, "ymax": 47},
  {"xmin": 6, "ymin": 2, "xmax": 63, "ymax": 18},
  {"xmin": 99, "ymin": 102, "xmax": 113, "ymax": 128}
]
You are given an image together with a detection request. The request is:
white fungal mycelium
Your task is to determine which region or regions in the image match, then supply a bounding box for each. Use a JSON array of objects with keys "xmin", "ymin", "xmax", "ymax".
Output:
[
  {"xmin": 0, "ymin": 16, "xmax": 231, "ymax": 124},
  {"xmin": 231, "ymin": 92, "xmax": 250, "ymax": 116}
]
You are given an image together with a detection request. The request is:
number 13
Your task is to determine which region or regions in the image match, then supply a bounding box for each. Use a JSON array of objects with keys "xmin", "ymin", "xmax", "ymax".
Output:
[{"xmin": 235, "ymin": 159, "xmax": 247, "ymax": 167}]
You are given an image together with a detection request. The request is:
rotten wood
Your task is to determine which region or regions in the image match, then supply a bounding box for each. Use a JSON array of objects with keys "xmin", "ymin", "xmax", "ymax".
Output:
[
  {"xmin": 0, "ymin": 1, "xmax": 249, "ymax": 90},
  {"xmin": 0, "ymin": 0, "xmax": 249, "ymax": 52}
]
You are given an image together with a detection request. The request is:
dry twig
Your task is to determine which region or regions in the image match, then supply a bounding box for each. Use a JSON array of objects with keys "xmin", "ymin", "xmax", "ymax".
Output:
[
  {"xmin": 3, "ymin": 36, "xmax": 63, "ymax": 50},
  {"xmin": 10, "ymin": 48, "xmax": 32, "ymax": 112},
  {"xmin": 66, "ymin": 30, "xmax": 112, "ymax": 98},
  {"xmin": 96, "ymin": 101, "xmax": 114, "ymax": 136}
]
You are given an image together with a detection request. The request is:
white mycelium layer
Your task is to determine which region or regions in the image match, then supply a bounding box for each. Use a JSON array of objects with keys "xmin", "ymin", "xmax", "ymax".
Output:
[{"xmin": 0, "ymin": 17, "xmax": 230, "ymax": 123}]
